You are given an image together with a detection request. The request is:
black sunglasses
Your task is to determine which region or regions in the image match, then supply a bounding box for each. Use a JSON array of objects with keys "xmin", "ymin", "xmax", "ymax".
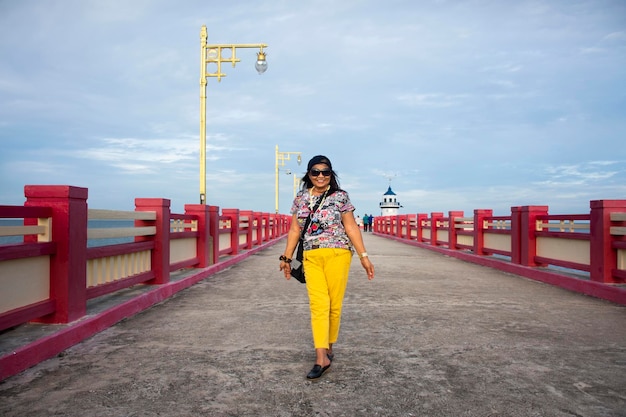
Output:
[{"xmin": 310, "ymin": 169, "xmax": 332, "ymax": 177}]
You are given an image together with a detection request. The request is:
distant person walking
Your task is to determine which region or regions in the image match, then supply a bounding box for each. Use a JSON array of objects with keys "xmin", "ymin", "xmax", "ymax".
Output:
[
  {"xmin": 367, "ymin": 214, "xmax": 374, "ymax": 232},
  {"xmin": 279, "ymin": 155, "xmax": 375, "ymax": 380},
  {"xmin": 362, "ymin": 213, "xmax": 370, "ymax": 232}
]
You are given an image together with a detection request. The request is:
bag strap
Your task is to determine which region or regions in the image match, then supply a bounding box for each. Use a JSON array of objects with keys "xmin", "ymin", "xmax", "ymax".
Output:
[{"xmin": 300, "ymin": 188, "xmax": 329, "ymax": 240}]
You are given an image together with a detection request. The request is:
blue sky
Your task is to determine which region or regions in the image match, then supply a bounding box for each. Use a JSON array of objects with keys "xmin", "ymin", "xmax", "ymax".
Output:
[{"xmin": 1, "ymin": 0, "xmax": 624, "ymax": 216}]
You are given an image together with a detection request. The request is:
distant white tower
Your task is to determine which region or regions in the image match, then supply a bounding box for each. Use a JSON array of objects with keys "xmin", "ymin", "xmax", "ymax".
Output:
[{"xmin": 379, "ymin": 185, "xmax": 402, "ymax": 216}]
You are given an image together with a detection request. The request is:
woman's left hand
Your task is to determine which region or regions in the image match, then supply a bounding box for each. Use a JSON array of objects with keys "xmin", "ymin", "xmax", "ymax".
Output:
[{"xmin": 360, "ymin": 257, "xmax": 375, "ymax": 280}]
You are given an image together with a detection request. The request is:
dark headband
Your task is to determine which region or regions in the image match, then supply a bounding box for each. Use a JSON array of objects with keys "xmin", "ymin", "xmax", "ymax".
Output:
[{"xmin": 307, "ymin": 155, "xmax": 332, "ymax": 171}]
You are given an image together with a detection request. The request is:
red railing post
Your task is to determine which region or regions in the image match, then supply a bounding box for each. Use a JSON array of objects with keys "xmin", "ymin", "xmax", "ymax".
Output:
[
  {"xmin": 24, "ymin": 185, "xmax": 88, "ymax": 323},
  {"xmin": 261, "ymin": 213, "xmax": 270, "ymax": 242},
  {"xmin": 473, "ymin": 209, "xmax": 493, "ymax": 256},
  {"xmin": 510, "ymin": 206, "xmax": 522, "ymax": 264},
  {"xmin": 276, "ymin": 214, "xmax": 284, "ymax": 237},
  {"xmin": 135, "ymin": 198, "xmax": 170, "ymax": 285},
  {"xmin": 269, "ymin": 213, "xmax": 276, "ymax": 239},
  {"xmin": 405, "ymin": 214, "xmax": 413, "ymax": 240},
  {"xmin": 396, "ymin": 214, "xmax": 406, "ymax": 239},
  {"xmin": 518, "ymin": 205, "xmax": 549, "ymax": 266},
  {"xmin": 184, "ymin": 204, "xmax": 210, "ymax": 268},
  {"xmin": 430, "ymin": 212, "xmax": 443, "ymax": 246},
  {"xmin": 417, "ymin": 214, "xmax": 428, "ymax": 242},
  {"xmin": 208, "ymin": 205, "xmax": 220, "ymax": 264},
  {"xmin": 394, "ymin": 215, "xmax": 401, "ymax": 238},
  {"xmin": 404, "ymin": 214, "xmax": 411, "ymax": 239},
  {"xmin": 240, "ymin": 210, "xmax": 254, "ymax": 249},
  {"xmin": 590, "ymin": 199, "xmax": 626, "ymax": 284},
  {"xmin": 279, "ymin": 213, "xmax": 285, "ymax": 237},
  {"xmin": 222, "ymin": 208, "xmax": 240, "ymax": 255},
  {"xmin": 280, "ymin": 214, "xmax": 285, "ymax": 236},
  {"xmin": 449, "ymin": 211, "xmax": 464, "ymax": 250},
  {"xmin": 252, "ymin": 211, "xmax": 262, "ymax": 246}
]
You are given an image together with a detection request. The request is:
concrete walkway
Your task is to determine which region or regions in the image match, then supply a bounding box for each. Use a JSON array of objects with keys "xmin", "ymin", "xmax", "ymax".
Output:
[{"xmin": 1, "ymin": 233, "xmax": 625, "ymax": 417}]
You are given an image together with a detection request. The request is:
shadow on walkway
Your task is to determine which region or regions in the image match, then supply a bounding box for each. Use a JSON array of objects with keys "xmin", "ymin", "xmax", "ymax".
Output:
[{"xmin": 1, "ymin": 234, "xmax": 625, "ymax": 416}]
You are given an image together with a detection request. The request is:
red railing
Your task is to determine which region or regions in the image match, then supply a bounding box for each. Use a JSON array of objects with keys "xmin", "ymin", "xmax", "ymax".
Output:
[
  {"xmin": 373, "ymin": 200, "xmax": 626, "ymax": 305},
  {"xmin": 0, "ymin": 185, "xmax": 291, "ymax": 332}
]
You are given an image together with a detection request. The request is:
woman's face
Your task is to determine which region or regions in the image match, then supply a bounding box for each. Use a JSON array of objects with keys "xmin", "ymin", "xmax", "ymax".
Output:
[{"xmin": 308, "ymin": 163, "xmax": 332, "ymax": 189}]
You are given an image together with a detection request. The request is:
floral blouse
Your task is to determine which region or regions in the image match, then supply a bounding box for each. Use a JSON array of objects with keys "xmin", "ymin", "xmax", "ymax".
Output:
[{"xmin": 291, "ymin": 189, "xmax": 355, "ymax": 251}]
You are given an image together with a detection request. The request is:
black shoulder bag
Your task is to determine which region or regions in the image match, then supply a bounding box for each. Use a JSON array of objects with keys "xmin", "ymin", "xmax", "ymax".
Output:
[{"xmin": 290, "ymin": 189, "xmax": 328, "ymax": 284}]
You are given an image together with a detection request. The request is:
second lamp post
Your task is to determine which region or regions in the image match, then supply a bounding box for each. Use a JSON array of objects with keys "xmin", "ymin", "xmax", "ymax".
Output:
[{"xmin": 275, "ymin": 145, "xmax": 302, "ymax": 213}]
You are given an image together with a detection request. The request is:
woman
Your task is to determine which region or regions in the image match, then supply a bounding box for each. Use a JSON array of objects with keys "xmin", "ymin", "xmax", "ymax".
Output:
[{"xmin": 279, "ymin": 155, "xmax": 375, "ymax": 379}]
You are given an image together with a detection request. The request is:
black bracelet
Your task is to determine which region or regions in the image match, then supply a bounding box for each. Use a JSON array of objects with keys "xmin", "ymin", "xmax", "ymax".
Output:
[{"xmin": 279, "ymin": 255, "xmax": 292, "ymax": 263}]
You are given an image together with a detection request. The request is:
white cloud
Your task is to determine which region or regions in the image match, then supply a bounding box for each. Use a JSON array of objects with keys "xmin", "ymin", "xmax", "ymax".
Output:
[
  {"xmin": 603, "ymin": 31, "xmax": 626, "ymax": 41},
  {"xmin": 543, "ymin": 162, "xmax": 622, "ymax": 183},
  {"xmin": 395, "ymin": 93, "xmax": 469, "ymax": 108}
]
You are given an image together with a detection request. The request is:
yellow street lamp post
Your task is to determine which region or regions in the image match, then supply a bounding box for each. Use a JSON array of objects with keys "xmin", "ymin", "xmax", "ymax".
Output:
[
  {"xmin": 199, "ymin": 25, "xmax": 268, "ymax": 204},
  {"xmin": 293, "ymin": 173, "xmax": 300, "ymax": 199},
  {"xmin": 275, "ymin": 145, "xmax": 302, "ymax": 213}
]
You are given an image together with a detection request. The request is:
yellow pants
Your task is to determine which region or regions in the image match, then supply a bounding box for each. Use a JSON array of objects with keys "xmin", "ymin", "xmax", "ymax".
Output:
[{"xmin": 303, "ymin": 248, "xmax": 352, "ymax": 349}]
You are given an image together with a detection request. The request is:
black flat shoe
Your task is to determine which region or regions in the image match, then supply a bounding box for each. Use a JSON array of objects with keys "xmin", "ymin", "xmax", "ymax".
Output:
[
  {"xmin": 306, "ymin": 363, "xmax": 331, "ymax": 379},
  {"xmin": 327, "ymin": 352, "xmax": 334, "ymax": 362}
]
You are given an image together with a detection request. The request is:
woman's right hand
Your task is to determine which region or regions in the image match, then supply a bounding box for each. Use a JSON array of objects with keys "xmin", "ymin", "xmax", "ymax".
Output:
[{"xmin": 279, "ymin": 261, "xmax": 292, "ymax": 279}]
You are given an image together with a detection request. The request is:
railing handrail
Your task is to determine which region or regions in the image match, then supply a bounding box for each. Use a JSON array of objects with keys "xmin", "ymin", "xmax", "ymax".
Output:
[{"xmin": 88, "ymin": 208, "xmax": 157, "ymax": 220}]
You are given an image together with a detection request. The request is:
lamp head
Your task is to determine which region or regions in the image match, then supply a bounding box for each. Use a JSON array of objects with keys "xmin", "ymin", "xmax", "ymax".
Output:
[
  {"xmin": 255, "ymin": 49, "xmax": 268, "ymax": 74},
  {"xmin": 297, "ymin": 154, "xmax": 302, "ymax": 165}
]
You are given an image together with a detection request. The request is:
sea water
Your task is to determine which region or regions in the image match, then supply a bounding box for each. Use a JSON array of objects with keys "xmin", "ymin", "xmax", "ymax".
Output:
[{"xmin": 0, "ymin": 219, "xmax": 134, "ymax": 247}]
